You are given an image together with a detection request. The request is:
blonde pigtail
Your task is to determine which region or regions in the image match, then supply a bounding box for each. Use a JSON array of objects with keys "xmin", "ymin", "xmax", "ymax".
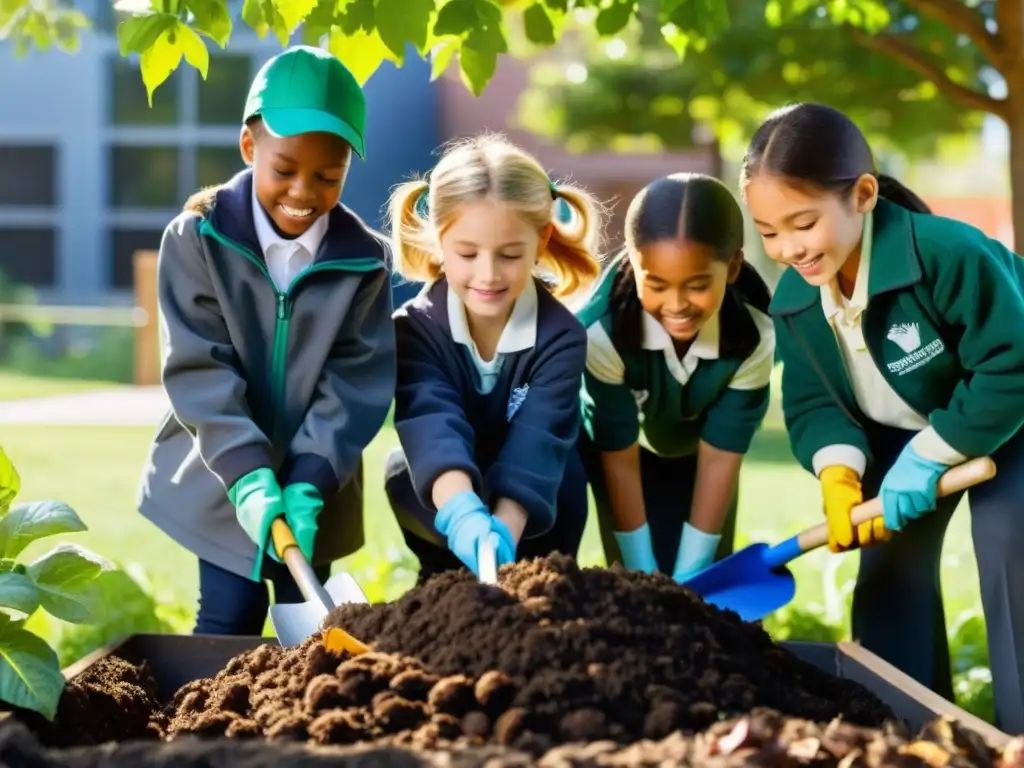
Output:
[
  {"xmin": 386, "ymin": 179, "xmax": 440, "ymax": 284},
  {"xmin": 541, "ymin": 183, "xmax": 604, "ymax": 299}
]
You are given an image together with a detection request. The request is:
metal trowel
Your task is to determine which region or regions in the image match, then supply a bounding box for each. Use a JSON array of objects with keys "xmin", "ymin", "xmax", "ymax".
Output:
[
  {"xmin": 268, "ymin": 518, "xmax": 371, "ymax": 650},
  {"xmin": 477, "ymin": 532, "xmax": 500, "ymax": 585}
]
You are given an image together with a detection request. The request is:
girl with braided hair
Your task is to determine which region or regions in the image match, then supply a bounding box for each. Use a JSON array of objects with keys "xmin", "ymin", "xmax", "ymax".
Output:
[{"xmin": 576, "ymin": 173, "xmax": 775, "ymax": 580}]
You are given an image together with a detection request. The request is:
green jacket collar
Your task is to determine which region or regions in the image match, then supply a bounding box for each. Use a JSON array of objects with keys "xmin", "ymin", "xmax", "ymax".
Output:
[{"xmin": 770, "ymin": 198, "xmax": 922, "ymax": 316}]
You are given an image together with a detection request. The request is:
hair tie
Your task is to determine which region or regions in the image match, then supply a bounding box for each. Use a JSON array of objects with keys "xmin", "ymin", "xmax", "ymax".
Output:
[{"xmin": 415, "ymin": 185, "xmax": 430, "ymax": 218}]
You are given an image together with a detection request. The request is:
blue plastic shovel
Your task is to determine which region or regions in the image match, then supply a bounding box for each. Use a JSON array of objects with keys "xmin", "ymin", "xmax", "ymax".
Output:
[{"xmin": 682, "ymin": 457, "xmax": 996, "ymax": 623}]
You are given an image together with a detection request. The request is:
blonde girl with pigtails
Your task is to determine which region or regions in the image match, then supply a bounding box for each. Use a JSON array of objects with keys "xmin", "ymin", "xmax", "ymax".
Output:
[{"xmin": 382, "ymin": 133, "xmax": 604, "ymax": 583}]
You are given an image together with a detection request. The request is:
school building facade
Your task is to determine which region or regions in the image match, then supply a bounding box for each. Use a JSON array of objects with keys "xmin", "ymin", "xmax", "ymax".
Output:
[
  {"xmin": 0, "ymin": 3, "xmax": 441, "ymax": 307},
  {"xmin": 0, "ymin": 10, "xmax": 722, "ymax": 307}
]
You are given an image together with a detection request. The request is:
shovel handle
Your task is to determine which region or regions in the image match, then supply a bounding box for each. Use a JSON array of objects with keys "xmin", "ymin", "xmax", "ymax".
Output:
[
  {"xmin": 272, "ymin": 516, "xmax": 298, "ymax": 559},
  {"xmin": 271, "ymin": 517, "xmax": 331, "ymax": 607},
  {"xmin": 796, "ymin": 456, "xmax": 996, "ymax": 553}
]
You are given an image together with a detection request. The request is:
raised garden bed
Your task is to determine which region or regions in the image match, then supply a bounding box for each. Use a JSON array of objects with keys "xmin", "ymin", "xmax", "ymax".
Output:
[{"xmin": 3, "ymin": 555, "xmax": 1019, "ymax": 766}]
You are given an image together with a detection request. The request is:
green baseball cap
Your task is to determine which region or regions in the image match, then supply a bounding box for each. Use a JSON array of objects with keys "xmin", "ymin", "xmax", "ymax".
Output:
[{"xmin": 243, "ymin": 46, "xmax": 367, "ymax": 159}]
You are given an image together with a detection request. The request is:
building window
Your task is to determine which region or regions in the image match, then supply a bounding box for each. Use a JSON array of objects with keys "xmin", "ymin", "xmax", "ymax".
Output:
[
  {"xmin": 197, "ymin": 146, "xmax": 246, "ymax": 189},
  {"xmin": 110, "ymin": 58, "xmax": 179, "ymax": 126},
  {"xmin": 198, "ymin": 55, "xmax": 252, "ymax": 126},
  {"xmin": 0, "ymin": 228, "xmax": 57, "ymax": 287},
  {"xmin": 103, "ymin": 51, "xmax": 252, "ymax": 291},
  {"xmin": 111, "ymin": 228, "xmax": 164, "ymax": 289},
  {"xmin": 0, "ymin": 145, "xmax": 57, "ymax": 207},
  {"xmin": 109, "ymin": 146, "xmax": 180, "ymax": 208}
]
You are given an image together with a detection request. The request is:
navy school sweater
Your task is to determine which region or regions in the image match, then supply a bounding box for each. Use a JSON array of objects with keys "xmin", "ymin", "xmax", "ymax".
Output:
[{"xmin": 392, "ymin": 276, "xmax": 588, "ymax": 539}]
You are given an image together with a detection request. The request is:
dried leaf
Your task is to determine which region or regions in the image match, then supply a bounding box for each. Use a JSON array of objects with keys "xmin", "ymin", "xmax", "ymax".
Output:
[
  {"xmin": 901, "ymin": 740, "xmax": 953, "ymax": 767},
  {"xmin": 788, "ymin": 736, "xmax": 823, "ymax": 761}
]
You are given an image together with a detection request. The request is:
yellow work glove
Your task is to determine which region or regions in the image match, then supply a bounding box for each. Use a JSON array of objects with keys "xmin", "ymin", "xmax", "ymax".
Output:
[
  {"xmin": 0, "ymin": 445, "xmax": 20, "ymax": 511},
  {"xmin": 819, "ymin": 465, "xmax": 891, "ymax": 553}
]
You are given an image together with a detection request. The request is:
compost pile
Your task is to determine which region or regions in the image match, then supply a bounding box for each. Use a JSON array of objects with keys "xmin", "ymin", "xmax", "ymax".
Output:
[
  {"xmin": 15, "ymin": 554, "xmax": 1022, "ymax": 766},
  {"xmin": 321, "ymin": 553, "xmax": 896, "ymax": 742}
]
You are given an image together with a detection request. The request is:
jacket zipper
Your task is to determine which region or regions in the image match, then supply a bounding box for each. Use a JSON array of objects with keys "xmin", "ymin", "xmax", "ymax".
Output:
[{"xmin": 198, "ymin": 219, "xmax": 381, "ymax": 439}]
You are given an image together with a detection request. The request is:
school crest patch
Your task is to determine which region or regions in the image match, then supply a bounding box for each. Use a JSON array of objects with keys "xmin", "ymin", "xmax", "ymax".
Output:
[
  {"xmin": 885, "ymin": 322, "xmax": 945, "ymax": 376},
  {"xmin": 507, "ymin": 385, "xmax": 529, "ymax": 421}
]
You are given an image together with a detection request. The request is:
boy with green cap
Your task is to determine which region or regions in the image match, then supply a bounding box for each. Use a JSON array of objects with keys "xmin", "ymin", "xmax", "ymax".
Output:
[{"xmin": 138, "ymin": 45, "xmax": 396, "ymax": 636}]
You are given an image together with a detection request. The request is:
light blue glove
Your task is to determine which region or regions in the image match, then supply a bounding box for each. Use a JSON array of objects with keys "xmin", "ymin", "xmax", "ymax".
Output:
[
  {"xmin": 613, "ymin": 523, "xmax": 658, "ymax": 574},
  {"xmin": 228, "ymin": 468, "xmax": 286, "ymax": 581},
  {"xmin": 672, "ymin": 522, "xmax": 721, "ymax": 582},
  {"xmin": 283, "ymin": 483, "xmax": 323, "ymax": 563},
  {"xmin": 489, "ymin": 517, "xmax": 517, "ymax": 566},
  {"xmin": 879, "ymin": 444, "xmax": 948, "ymax": 531},
  {"xmin": 435, "ymin": 491, "xmax": 493, "ymax": 576}
]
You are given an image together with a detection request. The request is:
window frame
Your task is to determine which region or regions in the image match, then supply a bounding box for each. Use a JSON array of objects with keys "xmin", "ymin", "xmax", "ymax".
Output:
[{"xmin": 104, "ymin": 51, "xmax": 254, "ymax": 290}]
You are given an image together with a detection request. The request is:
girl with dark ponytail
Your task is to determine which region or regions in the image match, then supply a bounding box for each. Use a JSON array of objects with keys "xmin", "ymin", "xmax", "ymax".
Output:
[
  {"xmin": 742, "ymin": 101, "xmax": 1024, "ymax": 732},
  {"xmin": 575, "ymin": 173, "xmax": 775, "ymax": 581}
]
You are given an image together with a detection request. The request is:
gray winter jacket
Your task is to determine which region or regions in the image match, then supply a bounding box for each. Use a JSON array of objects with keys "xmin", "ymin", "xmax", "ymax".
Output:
[{"xmin": 137, "ymin": 170, "xmax": 395, "ymax": 579}]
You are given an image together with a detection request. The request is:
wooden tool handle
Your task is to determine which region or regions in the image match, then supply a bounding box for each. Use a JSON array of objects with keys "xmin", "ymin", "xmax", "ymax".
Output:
[{"xmin": 797, "ymin": 456, "xmax": 996, "ymax": 552}]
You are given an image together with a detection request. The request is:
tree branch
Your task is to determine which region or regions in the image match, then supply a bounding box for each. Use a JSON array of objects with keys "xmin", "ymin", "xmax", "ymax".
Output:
[
  {"xmin": 851, "ymin": 28, "xmax": 1008, "ymax": 118},
  {"xmin": 899, "ymin": 0, "xmax": 1003, "ymax": 67}
]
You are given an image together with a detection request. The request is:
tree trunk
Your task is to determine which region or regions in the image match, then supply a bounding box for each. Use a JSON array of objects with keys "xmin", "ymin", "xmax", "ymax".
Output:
[{"xmin": 1007, "ymin": 92, "xmax": 1024, "ymax": 253}]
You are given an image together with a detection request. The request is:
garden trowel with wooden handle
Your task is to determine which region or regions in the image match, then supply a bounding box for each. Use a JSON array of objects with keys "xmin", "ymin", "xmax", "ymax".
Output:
[
  {"xmin": 682, "ymin": 456, "xmax": 997, "ymax": 623},
  {"xmin": 268, "ymin": 517, "xmax": 370, "ymax": 653}
]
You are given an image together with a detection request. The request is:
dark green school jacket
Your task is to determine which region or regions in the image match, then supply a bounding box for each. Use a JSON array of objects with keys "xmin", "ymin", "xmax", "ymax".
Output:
[
  {"xmin": 771, "ymin": 197, "xmax": 1024, "ymax": 475},
  {"xmin": 576, "ymin": 265, "xmax": 775, "ymax": 458}
]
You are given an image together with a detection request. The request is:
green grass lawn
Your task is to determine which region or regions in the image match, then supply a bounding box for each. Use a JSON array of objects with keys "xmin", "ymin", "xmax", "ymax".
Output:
[
  {"xmin": 0, "ymin": 370, "xmax": 113, "ymax": 401},
  {"xmin": 1, "ymin": 408, "xmax": 982, "ymax": 639}
]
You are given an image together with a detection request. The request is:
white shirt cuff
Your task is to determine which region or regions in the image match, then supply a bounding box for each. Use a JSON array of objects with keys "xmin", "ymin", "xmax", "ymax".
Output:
[
  {"xmin": 811, "ymin": 444, "xmax": 868, "ymax": 478},
  {"xmin": 910, "ymin": 426, "xmax": 969, "ymax": 465}
]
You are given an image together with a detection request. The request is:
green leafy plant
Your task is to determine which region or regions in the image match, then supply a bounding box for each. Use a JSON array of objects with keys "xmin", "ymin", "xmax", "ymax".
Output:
[
  {"xmin": 2, "ymin": 0, "xmax": 732, "ymax": 101},
  {"xmin": 762, "ymin": 604, "xmax": 844, "ymax": 643},
  {"xmin": 948, "ymin": 608, "xmax": 995, "ymax": 724},
  {"xmin": 29, "ymin": 563, "xmax": 194, "ymax": 668},
  {"xmin": 0, "ymin": 447, "xmax": 114, "ymax": 720}
]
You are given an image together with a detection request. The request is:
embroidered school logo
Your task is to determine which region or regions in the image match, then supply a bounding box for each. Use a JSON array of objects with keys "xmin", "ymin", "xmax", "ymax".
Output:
[
  {"xmin": 507, "ymin": 385, "xmax": 529, "ymax": 421},
  {"xmin": 885, "ymin": 322, "xmax": 944, "ymax": 376},
  {"xmin": 886, "ymin": 322, "xmax": 921, "ymax": 353}
]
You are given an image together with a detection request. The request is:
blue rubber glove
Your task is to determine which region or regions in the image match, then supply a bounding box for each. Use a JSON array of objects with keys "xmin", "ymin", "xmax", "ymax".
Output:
[
  {"xmin": 879, "ymin": 444, "xmax": 948, "ymax": 532},
  {"xmin": 489, "ymin": 516, "xmax": 517, "ymax": 567},
  {"xmin": 283, "ymin": 483, "xmax": 323, "ymax": 563},
  {"xmin": 613, "ymin": 523, "xmax": 658, "ymax": 574},
  {"xmin": 435, "ymin": 491, "xmax": 493, "ymax": 576},
  {"xmin": 672, "ymin": 522, "xmax": 721, "ymax": 582},
  {"xmin": 228, "ymin": 468, "xmax": 286, "ymax": 581}
]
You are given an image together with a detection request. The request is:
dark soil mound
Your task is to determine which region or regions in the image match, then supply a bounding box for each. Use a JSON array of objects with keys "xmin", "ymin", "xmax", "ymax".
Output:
[
  {"xmin": 26, "ymin": 554, "xmax": 1003, "ymax": 765},
  {"xmin": 23, "ymin": 656, "xmax": 162, "ymax": 748},
  {"xmin": 155, "ymin": 642, "xmax": 508, "ymax": 751},
  {"xmin": 325, "ymin": 554, "xmax": 894, "ymax": 741}
]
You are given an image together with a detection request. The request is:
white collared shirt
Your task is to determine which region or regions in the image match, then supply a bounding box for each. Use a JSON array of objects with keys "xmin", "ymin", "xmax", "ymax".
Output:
[
  {"xmin": 586, "ymin": 305, "xmax": 774, "ymax": 391},
  {"xmin": 640, "ymin": 309, "xmax": 720, "ymax": 386},
  {"xmin": 252, "ymin": 184, "xmax": 329, "ymax": 292},
  {"xmin": 814, "ymin": 210, "xmax": 965, "ymax": 475},
  {"xmin": 448, "ymin": 279, "xmax": 539, "ymax": 394},
  {"xmin": 584, "ymin": 300, "xmax": 775, "ymax": 453}
]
